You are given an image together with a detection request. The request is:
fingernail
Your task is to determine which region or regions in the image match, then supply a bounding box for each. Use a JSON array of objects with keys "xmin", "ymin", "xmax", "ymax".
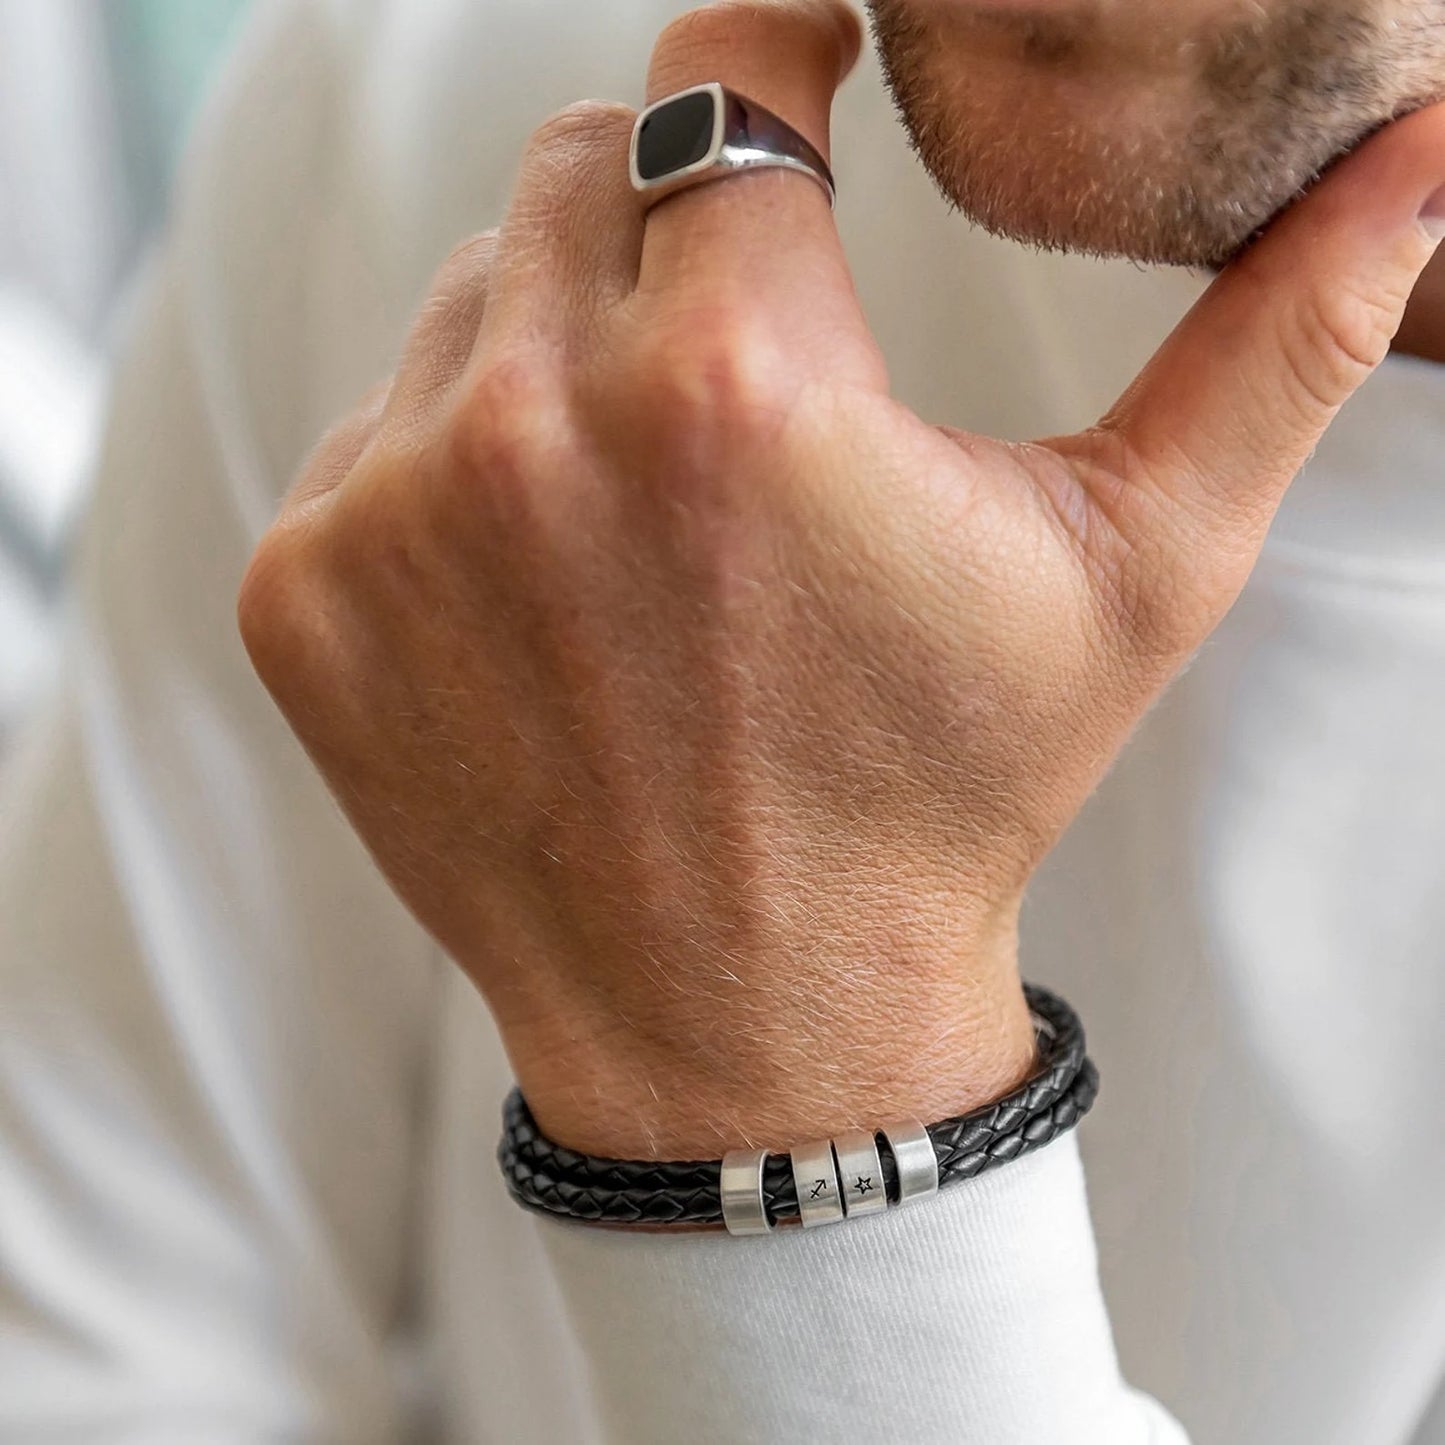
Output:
[{"xmin": 1420, "ymin": 183, "xmax": 1445, "ymax": 242}]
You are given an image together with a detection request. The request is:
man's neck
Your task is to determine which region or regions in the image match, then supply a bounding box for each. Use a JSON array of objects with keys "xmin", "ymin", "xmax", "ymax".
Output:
[{"xmin": 1394, "ymin": 246, "xmax": 1445, "ymax": 363}]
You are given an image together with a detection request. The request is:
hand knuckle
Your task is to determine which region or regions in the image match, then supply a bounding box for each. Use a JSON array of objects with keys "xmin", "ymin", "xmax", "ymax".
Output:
[
  {"xmin": 237, "ymin": 527, "xmax": 320, "ymax": 683},
  {"xmin": 631, "ymin": 309, "xmax": 790, "ymax": 439},
  {"xmin": 449, "ymin": 355, "xmax": 563, "ymax": 486},
  {"xmin": 434, "ymin": 229, "xmax": 499, "ymax": 290},
  {"xmin": 652, "ymin": 7, "xmax": 734, "ymax": 75},
  {"xmin": 1285, "ymin": 278, "xmax": 1403, "ymax": 415},
  {"xmin": 528, "ymin": 99, "xmax": 635, "ymax": 160}
]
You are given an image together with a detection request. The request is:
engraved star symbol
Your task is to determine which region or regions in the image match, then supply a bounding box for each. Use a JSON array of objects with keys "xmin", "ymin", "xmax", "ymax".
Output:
[{"xmin": 854, "ymin": 1175, "xmax": 875, "ymax": 1195}]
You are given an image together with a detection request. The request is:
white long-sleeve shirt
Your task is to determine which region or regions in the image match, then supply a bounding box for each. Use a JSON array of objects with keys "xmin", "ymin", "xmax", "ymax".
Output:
[{"xmin": 3, "ymin": 0, "xmax": 1444, "ymax": 1440}]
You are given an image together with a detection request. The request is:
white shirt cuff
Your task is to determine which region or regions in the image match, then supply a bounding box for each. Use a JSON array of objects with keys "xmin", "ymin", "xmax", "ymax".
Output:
[{"xmin": 537, "ymin": 1132, "xmax": 1189, "ymax": 1444}]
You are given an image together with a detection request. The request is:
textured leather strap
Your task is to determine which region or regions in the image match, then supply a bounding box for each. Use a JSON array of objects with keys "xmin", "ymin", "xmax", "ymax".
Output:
[{"xmin": 498, "ymin": 983, "xmax": 1098, "ymax": 1229}]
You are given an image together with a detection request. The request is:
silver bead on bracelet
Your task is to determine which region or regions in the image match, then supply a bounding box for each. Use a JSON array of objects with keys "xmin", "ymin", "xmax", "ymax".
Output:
[
  {"xmin": 832, "ymin": 1128, "xmax": 890, "ymax": 1220},
  {"xmin": 721, "ymin": 1119, "xmax": 935, "ymax": 1237},
  {"xmin": 880, "ymin": 1119, "xmax": 941, "ymax": 1207},
  {"xmin": 719, "ymin": 1148, "xmax": 774, "ymax": 1236},
  {"xmin": 790, "ymin": 1138, "xmax": 845, "ymax": 1229}
]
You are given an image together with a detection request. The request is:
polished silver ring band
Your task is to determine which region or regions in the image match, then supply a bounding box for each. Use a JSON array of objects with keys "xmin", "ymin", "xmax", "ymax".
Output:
[{"xmin": 629, "ymin": 81, "xmax": 836, "ymax": 211}]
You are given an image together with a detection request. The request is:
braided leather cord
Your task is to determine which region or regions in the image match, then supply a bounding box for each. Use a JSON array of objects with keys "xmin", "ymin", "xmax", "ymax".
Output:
[{"xmin": 498, "ymin": 983, "xmax": 1097, "ymax": 1229}]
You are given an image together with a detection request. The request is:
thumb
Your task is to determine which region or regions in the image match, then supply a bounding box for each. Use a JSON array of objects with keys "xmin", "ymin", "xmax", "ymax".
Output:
[{"xmin": 1072, "ymin": 100, "xmax": 1445, "ymax": 600}]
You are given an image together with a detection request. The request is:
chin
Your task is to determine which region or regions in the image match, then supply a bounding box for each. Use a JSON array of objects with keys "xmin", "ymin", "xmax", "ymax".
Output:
[{"xmin": 868, "ymin": 0, "xmax": 1444, "ymax": 268}]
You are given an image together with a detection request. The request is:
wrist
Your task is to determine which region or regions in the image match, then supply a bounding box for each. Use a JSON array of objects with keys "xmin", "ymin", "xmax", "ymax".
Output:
[{"xmin": 505, "ymin": 921, "xmax": 1036, "ymax": 1159}]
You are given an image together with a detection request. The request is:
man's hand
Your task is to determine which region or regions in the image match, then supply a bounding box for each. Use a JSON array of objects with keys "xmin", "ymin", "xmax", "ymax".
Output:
[{"xmin": 238, "ymin": 0, "xmax": 1445, "ymax": 1158}]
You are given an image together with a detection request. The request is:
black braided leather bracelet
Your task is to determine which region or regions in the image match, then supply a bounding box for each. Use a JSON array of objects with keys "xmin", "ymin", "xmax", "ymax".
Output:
[{"xmin": 497, "ymin": 983, "xmax": 1098, "ymax": 1233}]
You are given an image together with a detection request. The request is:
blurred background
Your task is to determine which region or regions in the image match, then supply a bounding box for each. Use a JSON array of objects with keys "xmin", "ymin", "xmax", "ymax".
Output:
[{"xmin": 0, "ymin": 0, "xmax": 250, "ymax": 752}]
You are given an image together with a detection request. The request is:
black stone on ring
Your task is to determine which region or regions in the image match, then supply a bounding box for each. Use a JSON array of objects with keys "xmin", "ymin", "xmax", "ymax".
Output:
[{"xmin": 630, "ymin": 82, "xmax": 836, "ymax": 211}]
